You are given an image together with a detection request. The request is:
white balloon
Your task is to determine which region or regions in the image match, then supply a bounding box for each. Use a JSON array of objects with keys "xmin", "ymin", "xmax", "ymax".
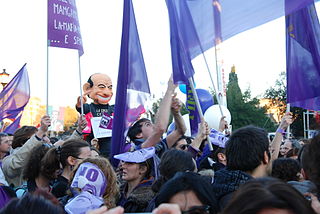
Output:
[
  {"xmin": 182, "ymin": 114, "xmax": 191, "ymax": 137},
  {"xmin": 204, "ymin": 105, "xmax": 231, "ymax": 130}
]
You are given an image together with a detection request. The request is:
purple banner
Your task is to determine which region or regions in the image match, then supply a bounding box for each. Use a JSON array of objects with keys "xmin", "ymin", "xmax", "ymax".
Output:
[{"xmin": 48, "ymin": 0, "xmax": 84, "ymax": 55}]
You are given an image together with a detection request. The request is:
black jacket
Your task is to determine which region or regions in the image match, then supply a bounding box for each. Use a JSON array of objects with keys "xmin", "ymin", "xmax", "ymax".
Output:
[{"xmin": 212, "ymin": 168, "xmax": 252, "ymax": 210}]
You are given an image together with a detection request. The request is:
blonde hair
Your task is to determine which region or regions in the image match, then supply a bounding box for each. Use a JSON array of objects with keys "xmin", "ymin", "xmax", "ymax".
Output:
[{"xmin": 70, "ymin": 157, "xmax": 119, "ymax": 208}]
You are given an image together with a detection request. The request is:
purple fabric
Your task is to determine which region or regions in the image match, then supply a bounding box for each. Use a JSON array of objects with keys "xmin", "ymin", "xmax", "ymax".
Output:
[
  {"xmin": 186, "ymin": 84, "xmax": 200, "ymax": 137},
  {"xmin": 166, "ymin": 0, "xmax": 316, "ymax": 84},
  {"xmin": 209, "ymin": 129, "xmax": 228, "ymax": 148},
  {"xmin": 48, "ymin": 0, "xmax": 84, "ymax": 56},
  {"xmin": 111, "ymin": 0, "xmax": 150, "ymax": 167},
  {"xmin": 166, "ymin": 0, "xmax": 196, "ymax": 84},
  {"xmin": 0, "ymin": 64, "xmax": 30, "ymax": 134},
  {"xmin": 286, "ymin": 2, "xmax": 320, "ymax": 110},
  {"xmin": 65, "ymin": 191, "xmax": 104, "ymax": 214},
  {"xmin": 0, "ymin": 187, "xmax": 12, "ymax": 209},
  {"xmin": 114, "ymin": 147, "xmax": 155, "ymax": 163},
  {"xmin": 70, "ymin": 162, "xmax": 107, "ymax": 197}
]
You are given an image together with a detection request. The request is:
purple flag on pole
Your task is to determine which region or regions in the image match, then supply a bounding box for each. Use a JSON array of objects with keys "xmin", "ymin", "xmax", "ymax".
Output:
[
  {"xmin": 48, "ymin": 0, "xmax": 84, "ymax": 56},
  {"xmin": 111, "ymin": 0, "xmax": 150, "ymax": 167},
  {"xmin": 166, "ymin": 0, "xmax": 315, "ymax": 63},
  {"xmin": 0, "ymin": 64, "xmax": 30, "ymax": 134},
  {"xmin": 286, "ymin": 2, "xmax": 320, "ymax": 110},
  {"xmin": 186, "ymin": 84, "xmax": 200, "ymax": 137}
]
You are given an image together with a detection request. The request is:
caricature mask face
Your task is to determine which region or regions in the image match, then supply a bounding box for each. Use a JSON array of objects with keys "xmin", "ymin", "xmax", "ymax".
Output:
[{"xmin": 83, "ymin": 74, "xmax": 113, "ymax": 105}]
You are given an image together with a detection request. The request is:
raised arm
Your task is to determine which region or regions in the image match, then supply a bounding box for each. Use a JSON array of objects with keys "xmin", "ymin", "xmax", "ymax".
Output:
[
  {"xmin": 141, "ymin": 76, "xmax": 177, "ymax": 148},
  {"xmin": 166, "ymin": 96, "xmax": 186, "ymax": 147},
  {"xmin": 270, "ymin": 112, "xmax": 293, "ymax": 161}
]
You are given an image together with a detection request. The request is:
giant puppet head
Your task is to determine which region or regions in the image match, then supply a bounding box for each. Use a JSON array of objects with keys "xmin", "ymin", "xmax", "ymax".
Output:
[{"xmin": 83, "ymin": 73, "xmax": 113, "ymax": 105}]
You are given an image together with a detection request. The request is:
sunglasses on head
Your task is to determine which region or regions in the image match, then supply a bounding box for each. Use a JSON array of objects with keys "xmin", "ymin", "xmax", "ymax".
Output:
[
  {"xmin": 182, "ymin": 205, "xmax": 210, "ymax": 214},
  {"xmin": 179, "ymin": 144, "xmax": 190, "ymax": 150}
]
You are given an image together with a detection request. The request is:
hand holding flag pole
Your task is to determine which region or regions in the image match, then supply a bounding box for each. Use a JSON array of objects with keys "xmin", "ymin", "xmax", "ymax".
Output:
[{"xmin": 188, "ymin": 77, "xmax": 213, "ymax": 151}]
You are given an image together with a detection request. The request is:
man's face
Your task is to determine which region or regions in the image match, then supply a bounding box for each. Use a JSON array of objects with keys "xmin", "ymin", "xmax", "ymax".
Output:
[
  {"xmin": 0, "ymin": 136, "xmax": 11, "ymax": 155},
  {"xmin": 169, "ymin": 190, "xmax": 205, "ymax": 212},
  {"xmin": 140, "ymin": 120, "xmax": 154, "ymax": 139},
  {"xmin": 88, "ymin": 74, "xmax": 113, "ymax": 105},
  {"xmin": 283, "ymin": 139, "xmax": 293, "ymax": 156},
  {"xmin": 174, "ymin": 139, "xmax": 189, "ymax": 151}
]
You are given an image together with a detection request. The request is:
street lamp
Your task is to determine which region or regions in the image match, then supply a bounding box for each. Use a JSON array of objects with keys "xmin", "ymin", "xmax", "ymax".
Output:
[{"xmin": 0, "ymin": 69, "xmax": 10, "ymax": 89}]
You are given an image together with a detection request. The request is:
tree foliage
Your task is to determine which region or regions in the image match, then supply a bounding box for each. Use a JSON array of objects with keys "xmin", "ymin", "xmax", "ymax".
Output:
[
  {"xmin": 263, "ymin": 72, "xmax": 308, "ymax": 137},
  {"xmin": 227, "ymin": 70, "xmax": 276, "ymax": 131}
]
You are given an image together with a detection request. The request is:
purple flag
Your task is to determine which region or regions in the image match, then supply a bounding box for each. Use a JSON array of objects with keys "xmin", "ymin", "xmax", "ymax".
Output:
[
  {"xmin": 167, "ymin": 0, "xmax": 315, "ymax": 64},
  {"xmin": 111, "ymin": 0, "xmax": 150, "ymax": 166},
  {"xmin": 186, "ymin": 84, "xmax": 200, "ymax": 137},
  {"xmin": 286, "ymin": 2, "xmax": 320, "ymax": 110},
  {"xmin": 48, "ymin": 0, "xmax": 84, "ymax": 56},
  {"xmin": 0, "ymin": 64, "xmax": 30, "ymax": 134}
]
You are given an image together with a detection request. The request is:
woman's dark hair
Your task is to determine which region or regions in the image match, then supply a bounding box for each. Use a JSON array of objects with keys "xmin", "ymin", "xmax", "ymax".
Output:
[
  {"xmin": 138, "ymin": 158, "xmax": 154, "ymax": 180},
  {"xmin": 271, "ymin": 158, "xmax": 301, "ymax": 182},
  {"xmin": 23, "ymin": 144, "xmax": 53, "ymax": 181},
  {"xmin": 152, "ymin": 149, "xmax": 196, "ymax": 192},
  {"xmin": 41, "ymin": 139, "xmax": 90, "ymax": 171},
  {"xmin": 127, "ymin": 118, "xmax": 150, "ymax": 141},
  {"xmin": 0, "ymin": 193, "xmax": 63, "ymax": 214},
  {"xmin": 156, "ymin": 172, "xmax": 218, "ymax": 214},
  {"xmin": 221, "ymin": 177, "xmax": 316, "ymax": 214},
  {"xmin": 172, "ymin": 135, "xmax": 193, "ymax": 148},
  {"xmin": 301, "ymin": 134, "xmax": 320, "ymax": 192},
  {"xmin": 12, "ymin": 126, "xmax": 38, "ymax": 149}
]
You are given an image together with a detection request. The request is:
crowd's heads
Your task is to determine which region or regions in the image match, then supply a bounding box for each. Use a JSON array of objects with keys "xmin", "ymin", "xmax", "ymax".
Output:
[
  {"xmin": 172, "ymin": 135, "xmax": 192, "ymax": 151},
  {"xmin": 152, "ymin": 149, "xmax": 196, "ymax": 192},
  {"xmin": 127, "ymin": 118, "xmax": 152, "ymax": 141},
  {"xmin": 115, "ymin": 147, "xmax": 156, "ymax": 182},
  {"xmin": 12, "ymin": 126, "xmax": 37, "ymax": 149},
  {"xmin": 221, "ymin": 177, "xmax": 316, "ymax": 214},
  {"xmin": 300, "ymin": 134, "xmax": 320, "ymax": 191},
  {"xmin": 225, "ymin": 125, "xmax": 270, "ymax": 173},
  {"xmin": 42, "ymin": 139, "xmax": 91, "ymax": 171},
  {"xmin": 271, "ymin": 158, "xmax": 301, "ymax": 182},
  {"xmin": 23, "ymin": 144, "xmax": 56, "ymax": 182},
  {"xmin": 156, "ymin": 172, "xmax": 218, "ymax": 214},
  {"xmin": 69, "ymin": 157, "xmax": 119, "ymax": 208},
  {"xmin": 0, "ymin": 132, "xmax": 11, "ymax": 155},
  {"xmin": 0, "ymin": 193, "xmax": 63, "ymax": 214},
  {"xmin": 83, "ymin": 73, "xmax": 113, "ymax": 105}
]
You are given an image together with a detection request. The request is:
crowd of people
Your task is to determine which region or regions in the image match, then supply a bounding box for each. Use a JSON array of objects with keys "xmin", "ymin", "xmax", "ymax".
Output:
[{"xmin": 0, "ymin": 79, "xmax": 320, "ymax": 214}]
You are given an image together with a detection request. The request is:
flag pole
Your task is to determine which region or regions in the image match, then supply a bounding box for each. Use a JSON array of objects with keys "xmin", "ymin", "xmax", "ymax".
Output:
[
  {"xmin": 286, "ymin": 103, "xmax": 291, "ymax": 138},
  {"xmin": 78, "ymin": 55, "xmax": 84, "ymax": 115},
  {"xmin": 46, "ymin": 0, "xmax": 49, "ymax": 115},
  {"xmin": 200, "ymin": 48, "xmax": 224, "ymax": 118},
  {"xmin": 188, "ymin": 77, "xmax": 213, "ymax": 151}
]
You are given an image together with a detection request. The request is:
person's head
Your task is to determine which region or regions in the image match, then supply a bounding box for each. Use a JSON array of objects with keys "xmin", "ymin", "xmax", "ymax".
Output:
[
  {"xmin": 69, "ymin": 157, "xmax": 119, "ymax": 208},
  {"xmin": 221, "ymin": 177, "xmax": 316, "ymax": 214},
  {"xmin": 90, "ymin": 147, "xmax": 100, "ymax": 157},
  {"xmin": 0, "ymin": 133, "xmax": 11, "ymax": 155},
  {"xmin": 279, "ymin": 143, "xmax": 286, "ymax": 157},
  {"xmin": 12, "ymin": 126, "xmax": 38, "ymax": 149},
  {"xmin": 271, "ymin": 158, "xmax": 301, "ymax": 182},
  {"xmin": 225, "ymin": 126, "xmax": 270, "ymax": 175},
  {"xmin": 283, "ymin": 139, "xmax": 293, "ymax": 156},
  {"xmin": 23, "ymin": 144, "xmax": 59, "ymax": 182},
  {"xmin": 41, "ymin": 139, "xmax": 91, "ymax": 174},
  {"xmin": 300, "ymin": 134, "xmax": 320, "ymax": 191},
  {"xmin": 286, "ymin": 139, "xmax": 302, "ymax": 159},
  {"xmin": 0, "ymin": 193, "xmax": 63, "ymax": 214},
  {"xmin": 172, "ymin": 136, "xmax": 192, "ymax": 151},
  {"xmin": 153, "ymin": 149, "xmax": 196, "ymax": 192},
  {"xmin": 115, "ymin": 147, "xmax": 155, "ymax": 183},
  {"xmin": 127, "ymin": 118, "xmax": 153, "ymax": 141},
  {"xmin": 83, "ymin": 73, "xmax": 113, "ymax": 105},
  {"xmin": 156, "ymin": 172, "xmax": 218, "ymax": 214}
]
